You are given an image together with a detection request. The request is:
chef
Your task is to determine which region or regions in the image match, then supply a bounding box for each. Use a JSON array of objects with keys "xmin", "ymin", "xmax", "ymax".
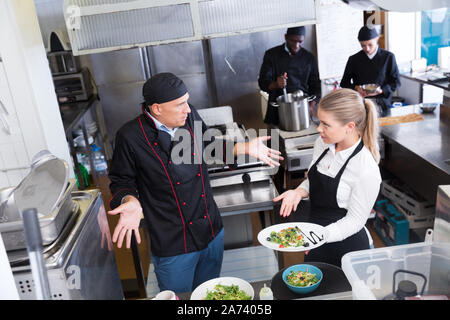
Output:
[
  {"xmin": 258, "ymin": 26, "xmax": 321, "ymax": 126},
  {"xmin": 340, "ymin": 25, "xmax": 401, "ymax": 116},
  {"xmin": 107, "ymin": 72, "xmax": 282, "ymax": 293},
  {"xmin": 273, "ymin": 88, "xmax": 382, "ymax": 267}
]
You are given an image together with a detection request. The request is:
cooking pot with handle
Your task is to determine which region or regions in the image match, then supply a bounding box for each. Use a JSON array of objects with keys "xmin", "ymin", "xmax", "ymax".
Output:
[{"xmin": 270, "ymin": 91, "xmax": 315, "ymax": 131}]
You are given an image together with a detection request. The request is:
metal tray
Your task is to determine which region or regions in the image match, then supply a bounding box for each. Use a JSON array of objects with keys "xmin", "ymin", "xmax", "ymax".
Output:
[{"xmin": 0, "ymin": 179, "xmax": 76, "ymax": 251}]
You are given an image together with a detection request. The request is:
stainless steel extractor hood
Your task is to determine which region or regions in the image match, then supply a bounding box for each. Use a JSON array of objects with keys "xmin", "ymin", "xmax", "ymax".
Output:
[
  {"xmin": 63, "ymin": 0, "xmax": 318, "ymax": 55},
  {"xmin": 342, "ymin": 0, "xmax": 449, "ymax": 12}
]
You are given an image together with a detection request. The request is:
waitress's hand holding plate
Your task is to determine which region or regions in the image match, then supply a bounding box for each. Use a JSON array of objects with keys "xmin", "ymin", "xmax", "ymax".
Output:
[{"xmin": 273, "ymin": 187, "xmax": 309, "ymax": 217}]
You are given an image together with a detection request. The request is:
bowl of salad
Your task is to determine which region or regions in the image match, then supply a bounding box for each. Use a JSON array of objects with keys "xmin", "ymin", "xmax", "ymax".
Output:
[
  {"xmin": 190, "ymin": 277, "xmax": 254, "ymax": 300},
  {"xmin": 282, "ymin": 264, "xmax": 323, "ymax": 294}
]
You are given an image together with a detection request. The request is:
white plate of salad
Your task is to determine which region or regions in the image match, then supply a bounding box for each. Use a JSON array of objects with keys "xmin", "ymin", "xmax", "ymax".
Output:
[
  {"xmin": 190, "ymin": 277, "xmax": 254, "ymax": 300},
  {"xmin": 257, "ymin": 222, "xmax": 328, "ymax": 252}
]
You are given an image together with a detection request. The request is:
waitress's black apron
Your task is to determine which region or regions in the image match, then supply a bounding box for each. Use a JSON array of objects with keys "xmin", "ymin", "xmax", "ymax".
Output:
[{"xmin": 304, "ymin": 140, "xmax": 369, "ymax": 267}]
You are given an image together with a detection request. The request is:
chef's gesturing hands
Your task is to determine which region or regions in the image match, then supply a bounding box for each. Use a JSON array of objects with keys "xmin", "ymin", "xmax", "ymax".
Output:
[
  {"xmin": 108, "ymin": 195, "xmax": 142, "ymax": 249},
  {"xmin": 234, "ymin": 136, "xmax": 284, "ymax": 168},
  {"xmin": 273, "ymin": 187, "xmax": 309, "ymax": 217}
]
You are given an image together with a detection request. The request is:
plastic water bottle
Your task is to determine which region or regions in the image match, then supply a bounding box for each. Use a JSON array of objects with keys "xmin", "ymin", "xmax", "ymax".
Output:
[
  {"xmin": 91, "ymin": 144, "xmax": 108, "ymax": 175},
  {"xmin": 91, "ymin": 144, "xmax": 107, "ymax": 175},
  {"xmin": 259, "ymin": 283, "xmax": 273, "ymax": 300}
]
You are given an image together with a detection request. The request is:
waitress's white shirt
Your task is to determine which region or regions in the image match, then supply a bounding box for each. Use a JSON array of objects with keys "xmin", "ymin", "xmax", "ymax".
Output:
[{"xmin": 298, "ymin": 137, "xmax": 381, "ymax": 244}]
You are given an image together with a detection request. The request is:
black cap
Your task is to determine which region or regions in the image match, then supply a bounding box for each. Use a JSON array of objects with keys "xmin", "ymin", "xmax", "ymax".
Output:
[
  {"xmin": 358, "ymin": 25, "xmax": 379, "ymax": 41},
  {"xmin": 143, "ymin": 72, "xmax": 188, "ymax": 106},
  {"xmin": 286, "ymin": 26, "xmax": 306, "ymax": 36}
]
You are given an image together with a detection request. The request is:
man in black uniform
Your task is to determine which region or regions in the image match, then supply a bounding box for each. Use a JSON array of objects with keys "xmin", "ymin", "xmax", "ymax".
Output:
[
  {"xmin": 258, "ymin": 26, "xmax": 321, "ymax": 126},
  {"xmin": 107, "ymin": 73, "xmax": 282, "ymax": 294},
  {"xmin": 340, "ymin": 25, "xmax": 401, "ymax": 116}
]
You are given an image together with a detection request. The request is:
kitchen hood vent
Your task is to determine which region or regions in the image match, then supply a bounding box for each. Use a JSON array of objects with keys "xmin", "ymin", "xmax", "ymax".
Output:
[
  {"xmin": 342, "ymin": 0, "xmax": 449, "ymax": 12},
  {"xmin": 63, "ymin": 0, "xmax": 318, "ymax": 55}
]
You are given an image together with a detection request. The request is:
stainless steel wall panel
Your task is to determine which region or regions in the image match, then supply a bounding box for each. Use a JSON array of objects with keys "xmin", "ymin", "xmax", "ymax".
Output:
[
  {"xmin": 149, "ymin": 41, "xmax": 206, "ymax": 76},
  {"xmin": 209, "ymin": 27, "xmax": 317, "ymax": 130},
  {"xmin": 88, "ymin": 48, "xmax": 146, "ymax": 86},
  {"xmin": 95, "ymin": 82, "xmax": 144, "ymax": 143},
  {"xmin": 149, "ymin": 41, "xmax": 211, "ymax": 109}
]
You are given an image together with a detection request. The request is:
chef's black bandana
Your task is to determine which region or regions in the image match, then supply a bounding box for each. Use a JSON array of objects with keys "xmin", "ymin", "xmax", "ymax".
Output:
[
  {"xmin": 358, "ymin": 25, "xmax": 379, "ymax": 41},
  {"xmin": 286, "ymin": 26, "xmax": 306, "ymax": 36},
  {"xmin": 143, "ymin": 72, "xmax": 188, "ymax": 106}
]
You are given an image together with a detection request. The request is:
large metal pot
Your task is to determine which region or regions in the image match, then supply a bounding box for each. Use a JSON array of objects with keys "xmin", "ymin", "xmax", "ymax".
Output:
[{"xmin": 271, "ymin": 91, "xmax": 315, "ymax": 131}]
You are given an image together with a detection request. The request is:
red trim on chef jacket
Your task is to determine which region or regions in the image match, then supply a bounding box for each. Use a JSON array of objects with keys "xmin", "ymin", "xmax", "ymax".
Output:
[
  {"xmin": 187, "ymin": 124, "xmax": 215, "ymax": 239},
  {"xmin": 138, "ymin": 116, "xmax": 187, "ymax": 253}
]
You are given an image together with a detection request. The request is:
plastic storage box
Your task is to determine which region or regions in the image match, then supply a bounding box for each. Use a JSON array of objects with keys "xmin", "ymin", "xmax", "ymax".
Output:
[
  {"xmin": 381, "ymin": 180, "xmax": 435, "ymax": 217},
  {"xmin": 341, "ymin": 242, "xmax": 444, "ymax": 300}
]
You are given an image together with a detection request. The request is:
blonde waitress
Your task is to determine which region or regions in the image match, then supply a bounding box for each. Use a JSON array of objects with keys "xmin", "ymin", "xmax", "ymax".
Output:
[{"xmin": 273, "ymin": 88, "xmax": 382, "ymax": 267}]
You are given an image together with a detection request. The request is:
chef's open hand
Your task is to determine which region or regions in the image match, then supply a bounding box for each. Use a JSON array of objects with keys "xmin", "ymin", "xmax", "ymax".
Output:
[
  {"xmin": 235, "ymin": 136, "xmax": 283, "ymax": 168},
  {"xmin": 273, "ymin": 188, "xmax": 309, "ymax": 217},
  {"xmin": 107, "ymin": 195, "xmax": 142, "ymax": 249}
]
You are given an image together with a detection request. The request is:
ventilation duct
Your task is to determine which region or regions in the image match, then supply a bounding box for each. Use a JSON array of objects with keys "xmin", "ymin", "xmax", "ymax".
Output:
[{"xmin": 63, "ymin": 0, "xmax": 318, "ymax": 55}]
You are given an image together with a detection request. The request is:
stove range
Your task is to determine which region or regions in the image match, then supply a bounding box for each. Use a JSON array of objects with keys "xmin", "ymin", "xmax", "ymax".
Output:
[{"xmin": 273, "ymin": 123, "xmax": 320, "ymax": 172}]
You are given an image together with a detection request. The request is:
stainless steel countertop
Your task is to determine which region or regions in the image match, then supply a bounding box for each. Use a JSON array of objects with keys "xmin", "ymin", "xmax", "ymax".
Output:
[
  {"xmin": 211, "ymin": 170, "xmax": 279, "ymax": 216},
  {"xmin": 381, "ymin": 104, "xmax": 450, "ymax": 176}
]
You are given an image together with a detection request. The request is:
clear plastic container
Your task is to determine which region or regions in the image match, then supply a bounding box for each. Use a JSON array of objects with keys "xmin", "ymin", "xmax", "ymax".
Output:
[{"xmin": 341, "ymin": 242, "xmax": 448, "ymax": 300}]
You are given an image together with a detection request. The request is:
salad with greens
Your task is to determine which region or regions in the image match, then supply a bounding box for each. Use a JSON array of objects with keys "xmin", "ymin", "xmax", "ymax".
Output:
[
  {"xmin": 205, "ymin": 284, "xmax": 251, "ymax": 300},
  {"xmin": 286, "ymin": 270, "xmax": 319, "ymax": 287},
  {"xmin": 266, "ymin": 226, "xmax": 309, "ymax": 248}
]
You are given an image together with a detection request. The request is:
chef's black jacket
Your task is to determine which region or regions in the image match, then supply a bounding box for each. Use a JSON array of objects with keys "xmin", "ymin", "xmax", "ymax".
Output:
[
  {"xmin": 340, "ymin": 48, "xmax": 401, "ymax": 113},
  {"xmin": 258, "ymin": 44, "xmax": 321, "ymax": 125},
  {"xmin": 108, "ymin": 106, "xmax": 236, "ymax": 257}
]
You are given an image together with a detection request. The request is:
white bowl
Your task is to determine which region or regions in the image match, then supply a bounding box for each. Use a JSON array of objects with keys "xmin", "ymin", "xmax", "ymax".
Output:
[{"xmin": 190, "ymin": 277, "xmax": 254, "ymax": 300}]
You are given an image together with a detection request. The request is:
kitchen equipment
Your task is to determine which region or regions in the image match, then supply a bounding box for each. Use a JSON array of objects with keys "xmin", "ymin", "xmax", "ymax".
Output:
[
  {"xmin": 374, "ymin": 199, "xmax": 410, "ymax": 246},
  {"xmin": 0, "ymin": 231, "xmax": 19, "ymax": 299},
  {"xmin": 270, "ymin": 92, "xmax": 314, "ymax": 132},
  {"xmin": 22, "ymin": 208, "xmax": 52, "ymax": 300},
  {"xmin": 420, "ymin": 102, "xmax": 438, "ymax": 113},
  {"xmin": 0, "ymin": 151, "xmax": 75, "ymax": 251},
  {"xmin": 282, "ymin": 264, "xmax": 323, "ymax": 294},
  {"xmin": 271, "ymin": 262, "xmax": 351, "ymax": 300},
  {"xmin": 53, "ymin": 68, "xmax": 93, "ymax": 103},
  {"xmin": 47, "ymin": 51, "xmax": 80, "ymax": 75},
  {"xmin": 10, "ymin": 189, "xmax": 124, "ymax": 300},
  {"xmin": 280, "ymin": 124, "xmax": 319, "ymax": 172},
  {"xmin": 383, "ymin": 269, "xmax": 427, "ymax": 300},
  {"xmin": 362, "ymin": 83, "xmax": 380, "ymax": 94},
  {"xmin": 190, "ymin": 276, "xmax": 254, "ymax": 300}
]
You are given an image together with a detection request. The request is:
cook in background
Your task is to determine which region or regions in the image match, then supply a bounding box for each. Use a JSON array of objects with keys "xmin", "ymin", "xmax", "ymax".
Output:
[
  {"xmin": 258, "ymin": 26, "xmax": 322, "ymax": 126},
  {"xmin": 107, "ymin": 73, "xmax": 282, "ymax": 294},
  {"xmin": 273, "ymin": 88, "xmax": 382, "ymax": 267},
  {"xmin": 340, "ymin": 25, "xmax": 401, "ymax": 116}
]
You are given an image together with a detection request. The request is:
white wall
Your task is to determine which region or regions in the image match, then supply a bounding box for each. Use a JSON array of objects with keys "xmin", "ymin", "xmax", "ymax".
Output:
[
  {"xmin": 387, "ymin": 11, "xmax": 422, "ymax": 104},
  {"xmin": 0, "ymin": 0, "xmax": 73, "ymax": 189}
]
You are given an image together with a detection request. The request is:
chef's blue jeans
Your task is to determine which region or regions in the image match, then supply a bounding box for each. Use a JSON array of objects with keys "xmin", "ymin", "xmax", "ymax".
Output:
[{"xmin": 152, "ymin": 228, "xmax": 224, "ymax": 294}]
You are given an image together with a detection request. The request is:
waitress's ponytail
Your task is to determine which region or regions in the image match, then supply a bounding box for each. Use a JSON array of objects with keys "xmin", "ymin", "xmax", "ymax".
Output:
[
  {"xmin": 362, "ymin": 99, "xmax": 380, "ymax": 164},
  {"xmin": 318, "ymin": 88, "xmax": 380, "ymax": 163}
]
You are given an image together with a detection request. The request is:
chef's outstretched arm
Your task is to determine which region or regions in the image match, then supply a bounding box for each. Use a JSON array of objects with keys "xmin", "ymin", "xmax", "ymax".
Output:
[{"xmin": 233, "ymin": 136, "xmax": 284, "ymax": 168}]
